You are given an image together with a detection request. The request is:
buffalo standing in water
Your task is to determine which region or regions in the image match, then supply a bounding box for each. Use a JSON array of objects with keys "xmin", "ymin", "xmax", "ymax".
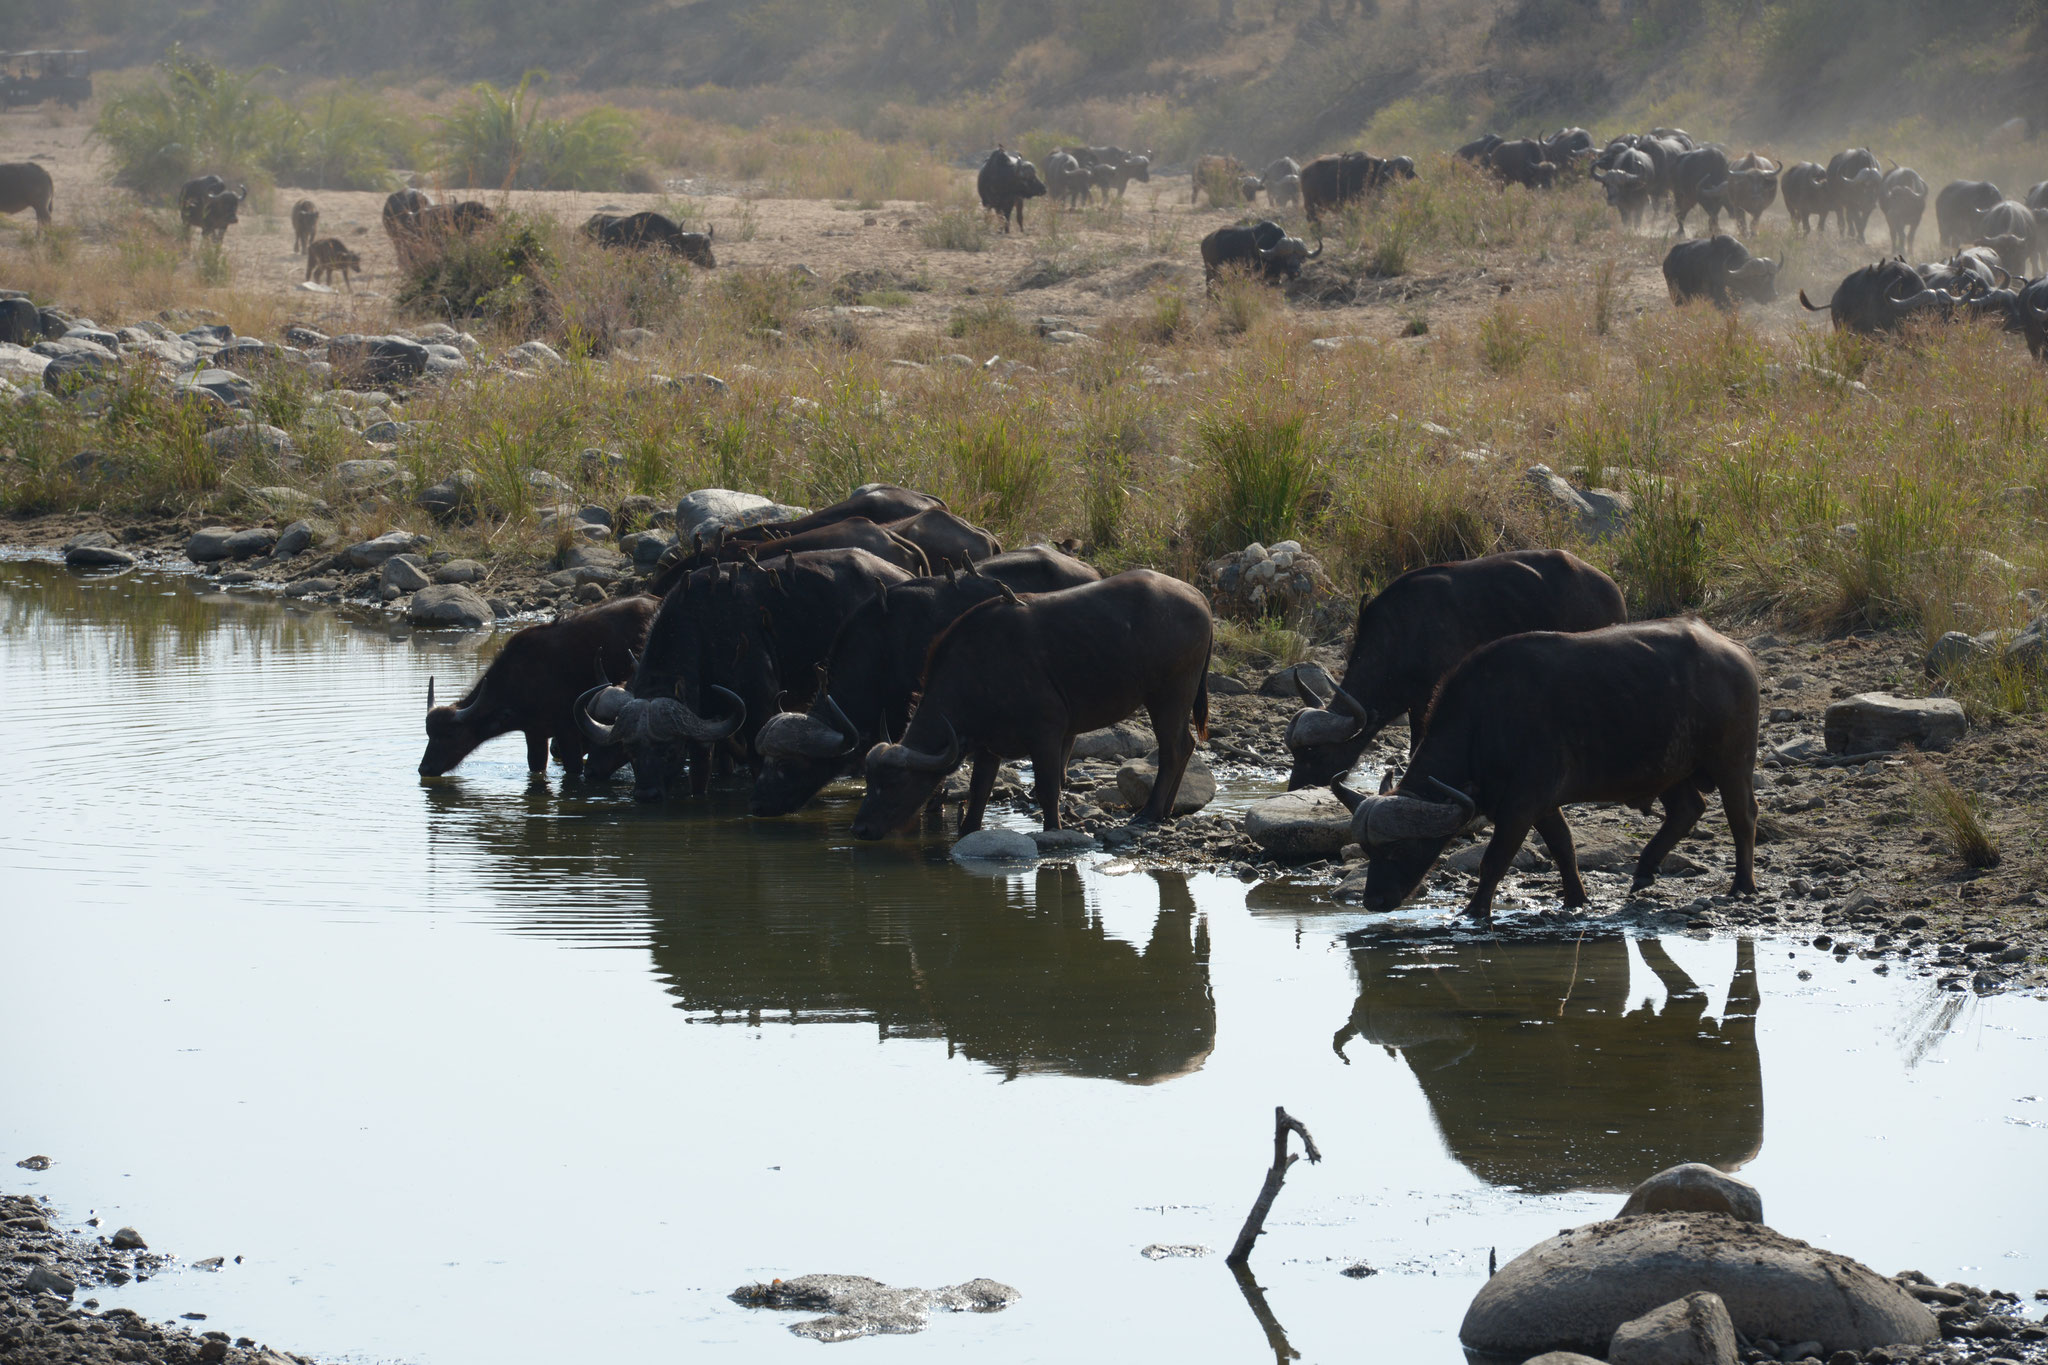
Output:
[{"xmin": 420, "ymin": 595, "xmax": 656, "ymax": 779}]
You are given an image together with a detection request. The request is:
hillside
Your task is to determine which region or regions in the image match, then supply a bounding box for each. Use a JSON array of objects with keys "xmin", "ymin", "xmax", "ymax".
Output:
[{"xmin": 15, "ymin": 0, "xmax": 2048, "ymax": 163}]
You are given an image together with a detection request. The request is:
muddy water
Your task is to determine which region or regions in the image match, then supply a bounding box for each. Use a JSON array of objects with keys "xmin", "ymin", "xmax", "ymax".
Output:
[{"xmin": 3, "ymin": 557, "xmax": 2045, "ymax": 1364}]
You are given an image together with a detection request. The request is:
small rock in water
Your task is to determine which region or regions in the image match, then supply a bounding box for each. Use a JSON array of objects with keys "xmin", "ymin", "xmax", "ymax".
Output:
[
  {"xmin": 1619, "ymin": 1163, "xmax": 1764, "ymax": 1224},
  {"xmin": 15, "ymin": 1154, "xmax": 52, "ymax": 1170},
  {"xmin": 1029, "ymin": 828, "xmax": 1098, "ymax": 854},
  {"xmin": 731, "ymin": 1273, "xmax": 1018, "ymax": 1342},
  {"xmin": 109, "ymin": 1226, "xmax": 148, "ymax": 1250},
  {"xmin": 64, "ymin": 543, "xmax": 136, "ymax": 569},
  {"xmin": 407, "ymin": 584, "xmax": 494, "ymax": 629},
  {"xmin": 1140, "ymin": 1244, "xmax": 1212, "ymax": 1260},
  {"xmin": 950, "ymin": 828, "xmax": 1040, "ymax": 863},
  {"xmin": 1340, "ymin": 1261, "xmax": 1377, "ymax": 1278},
  {"xmin": 25, "ymin": 1265, "xmax": 75, "ymax": 1298},
  {"xmin": 194, "ymin": 1256, "xmax": 225, "ymax": 1270}
]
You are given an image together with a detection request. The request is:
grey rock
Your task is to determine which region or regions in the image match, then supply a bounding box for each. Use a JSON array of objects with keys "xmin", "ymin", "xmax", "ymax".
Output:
[
  {"xmin": 361, "ymin": 419, "xmax": 422, "ymax": 443},
  {"xmin": 417, "ymin": 469, "xmax": 479, "ymax": 519},
  {"xmin": 63, "ymin": 529, "xmax": 116, "ymax": 550},
  {"xmin": 526, "ymin": 468, "xmax": 575, "ymax": 499},
  {"xmin": 345, "ymin": 531, "xmax": 428, "ymax": 570},
  {"xmin": 380, "ymin": 554, "xmax": 432, "ymax": 593},
  {"xmin": 326, "ymin": 334, "xmax": 426, "ymax": 385},
  {"xmin": 1029, "ymin": 828, "xmax": 1099, "ymax": 853},
  {"xmin": 1207, "ymin": 672, "xmax": 1250, "ymax": 696},
  {"xmin": 1821, "ymin": 693, "xmax": 1966, "ymax": 754},
  {"xmin": 1243, "ymin": 788, "xmax": 1355, "ymax": 861},
  {"xmin": 40, "ymin": 349, "xmax": 116, "ymax": 394},
  {"xmin": 1139, "ymin": 1244, "xmax": 1212, "ymax": 1259},
  {"xmin": 434, "ymin": 558, "xmax": 485, "ymax": 585},
  {"xmin": 732, "ymin": 1273, "xmax": 1019, "ymax": 1342},
  {"xmin": 574, "ymin": 503, "xmax": 613, "ymax": 528},
  {"xmin": 221, "ymin": 527, "xmax": 275, "ymax": 559},
  {"xmin": 185, "ymin": 526, "xmax": 240, "ymax": 562},
  {"xmin": 63, "ymin": 543, "xmax": 135, "ymax": 569},
  {"xmin": 665, "ymin": 372, "xmax": 729, "ymax": 393},
  {"xmin": 273, "ymin": 521, "xmax": 314, "ymax": 558},
  {"xmin": 1115, "ymin": 751, "xmax": 1216, "ymax": 814},
  {"xmin": 334, "ymin": 457, "xmax": 402, "ymax": 491},
  {"xmin": 1458, "ymin": 1211, "xmax": 1938, "ymax": 1359},
  {"xmin": 564, "ymin": 543, "xmax": 627, "ymax": 572},
  {"xmin": 406, "ymin": 584, "xmax": 494, "ymax": 629},
  {"xmin": 1926, "ymin": 629, "xmax": 1991, "ymax": 678},
  {"xmin": 622, "ymin": 530, "xmax": 677, "ymax": 567},
  {"xmin": 35, "ymin": 334, "xmax": 115, "ymax": 361},
  {"xmin": 1619, "ymin": 1163, "xmax": 1764, "ymax": 1224},
  {"xmin": 614, "ymin": 327, "xmax": 655, "ymax": 349},
  {"xmin": 250, "ymin": 486, "xmax": 329, "ymax": 518},
  {"xmin": 188, "ymin": 367, "xmax": 253, "ymax": 405},
  {"xmin": 950, "ymin": 828, "xmax": 1042, "ymax": 862},
  {"xmin": 284, "ymin": 578, "xmax": 339, "ymax": 597},
  {"xmin": 1524, "ymin": 1356, "xmax": 1608, "ymax": 1365},
  {"xmin": 1070, "ymin": 722, "xmax": 1156, "ymax": 762},
  {"xmin": 1260, "ymin": 662, "xmax": 1333, "ymax": 698},
  {"xmin": 1445, "ymin": 841, "xmax": 1543, "ymax": 873},
  {"xmin": 505, "ymin": 339, "xmax": 565, "ymax": 369},
  {"xmin": 201, "ymin": 423, "xmax": 293, "ymax": 462},
  {"xmin": 109, "ymin": 1226, "xmax": 147, "ymax": 1251},
  {"xmin": 25, "ymin": 1265, "xmax": 75, "ymax": 1298},
  {"xmin": 675, "ymin": 487, "xmax": 804, "ymax": 544},
  {"xmin": 1608, "ymin": 1292, "xmax": 1739, "ymax": 1365}
]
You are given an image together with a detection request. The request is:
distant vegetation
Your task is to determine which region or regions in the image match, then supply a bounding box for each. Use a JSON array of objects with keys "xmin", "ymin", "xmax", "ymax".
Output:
[{"xmin": 433, "ymin": 71, "xmax": 649, "ymax": 192}]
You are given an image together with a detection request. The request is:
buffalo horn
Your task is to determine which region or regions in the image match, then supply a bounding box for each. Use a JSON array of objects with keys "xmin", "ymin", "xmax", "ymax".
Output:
[
  {"xmin": 644, "ymin": 683, "xmax": 747, "ymax": 743},
  {"xmin": 879, "ymin": 714, "xmax": 961, "ymax": 774},
  {"xmin": 1359, "ymin": 791, "xmax": 1469, "ymax": 844},
  {"xmin": 576, "ymin": 682, "xmax": 621, "ymax": 747},
  {"xmin": 1426, "ymin": 777, "xmax": 1479, "ymax": 824},
  {"xmin": 427, "ymin": 677, "xmax": 436, "ymax": 711},
  {"xmin": 1330, "ymin": 778, "xmax": 1365, "ymax": 813}
]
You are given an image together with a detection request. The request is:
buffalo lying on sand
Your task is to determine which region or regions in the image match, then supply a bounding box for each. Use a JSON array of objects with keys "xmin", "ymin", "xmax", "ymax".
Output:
[
  {"xmin": 978, "ymin": 146, "xmax": 1048, "ymax": 232},
  {"xmin": 0, "ymin": 161, "xmax": 54, "ymax": 227},
  {"xmin": 852, "ymin": 570, "xmax": 1213, "ymax": 837},
  {"xmin": 1662, "ymin": 234, "xmax": 1780, "ymax": 310},
  {"xmin": 1333, "ymin": 619, "xmax": 1760, "ymax": 917},
  {"xmin": 751, "ymin": 549, "xmax": 1103, "ymax": 817},
  {"xmin": 584, "ymin": 211, "xmax": 715, "ymax": 265},
  {"xmin": 1285, "ymin": 550, "xmax": 1626, "ymax": 791},
  {"xmin": 421, "ymin": 595, "xmax": 657, "ymax": 779}
]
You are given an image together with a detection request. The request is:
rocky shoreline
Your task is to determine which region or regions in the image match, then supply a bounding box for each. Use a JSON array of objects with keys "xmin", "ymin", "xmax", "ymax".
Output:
[{"xmin": 0, "ymin": 1188, "xmax": 319, "ymax": 1365}]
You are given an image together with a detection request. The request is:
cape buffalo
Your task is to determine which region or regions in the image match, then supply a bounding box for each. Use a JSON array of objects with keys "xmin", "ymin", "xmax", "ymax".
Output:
[
  {"xmin": 886, "ymin": 507, "xmax": 1002, "ymax": 571},
  {"xmin": 1970, "ymin": 233, "xmax": 2030, "ymax": 278},
  {"xmin": 383, "ymin": 188, "xmax": 433, "ymax": 266},
  {"xmin": 420, "ymin": 594, "xmax": 657, "ymax": 779},
  {"xmin": 2016, "ymin": 277, "xmax": 2048, "ymax": 359},
  {"xmin": 1456, "ymin": 133, "xmax": 1505, "ymax": 164},
  {"xmin": 1662, "ymin": 234, "xmax": 1780, "ymax": 310},
  {"xmin": 1670, "ymin": 147, "xmax": 1731, "ymax": 235},
  {"xmin": 1284, "ymin": 550, "xmax": 1626, "ymax": 791},
  {"xmin": 851, "ymin": 570, "xmax": 1212, "ymax": 837},
  {"xmin": 304, "ymin": 237, "xmax": 362, "ymax": 290},
  {"xmin": 1300, "ymin": 150, "xmax": 1404, "ymax": 221},
  {"xmin": 1721, "ymin": 152, "xmax": 1779, "ymax": 235},
  {"xmin": 1333, "ymin": 618, "xmax": 1759, "ymax": 917},
  {"xmin": 978, "ymin": 146, "xmax": 1047, "ymax": 232},
  {"xmin": 651, "ymin": 516, "xmax": 931, "ymax": 591},
  {"xmin": 1200, "ymin": 220, "xmax": 1320, "ymax": 289},
  {"xmin": 707, "ymin": 485, "xmax": 948, "ymax": 554},
  {"xmin": 0, "ymin": 161, "xmax": 54, "ymax": 227},
  {"xmin": 1975, "ymin": 199, "xmax": 2045, "ymax": 274},
  {"xmin": 1800, "ymin": 259, "xmax": 1961, "ymax": 333},
  {"xmin": 1487, "ymin": 140, "xmax": 1557, "ymax": 192},
  {"xmin": 1089, "ymin": 155, "xmax": 1149, "ymax": 200},
  {"xmin": 1826, "ymin": 148, "xmax": 1883, "ymax": 239},
  {"xmin": 1593, "ymin": 148, "xmax": 1655, "ymax": 230},
  {"xmin": 1045, "ymin": 151, "xmax": 1090, "ymax": 209},
  {"xmin": 196, "ymin": 185, "xmax": 246, "ymax": 243},
  {"xmin": 751, "ymin": 549, "xmax": 1103, "ymax": 816},
  {"xmin": 584, "ymin": 548, "xmax": 916, "ymax": 802},
  {"xmin": 1879, "ymin": 167, "xmax": 1929, "ymax": 256},
  {"xmin": 291, "ymin": 198, "xmax": 319, "ymax": 253},
  {"xmin": 1541, "ymin": 127, "xmax": 1596, "ymax": 177},
  {"xmin": 178, "ymin": 174, "xmax": 227, "ymax": 230},
  {"xmin": 1936, "ymin": 179, "xmax": 2004, "ymax": 246},
  {"xmin": 1780, "ymin": 161, "xmax": 1829, "ymax": 234},
  {"xmin": 584, "ymin": 212, "xmax": 715, "ymax": 265}
]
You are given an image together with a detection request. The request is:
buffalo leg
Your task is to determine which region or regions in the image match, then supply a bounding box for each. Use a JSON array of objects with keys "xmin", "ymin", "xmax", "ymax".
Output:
[
  {"xmin": 1532, "ymin": 807, "xmax": 1588, "ymax": 908},
  {"xmin": 689, "ymin": 742, "xmax": 712, "ymax": 797},
  {"xmin": 552, "ymin": 735, "xmax": 585, "ymax": 781},
  {"xmin": 959, "ymin": 751, "xmax": 999, "ymax": 834},
  {"xmin": 1468, "ymin": 813, "xmax": 1537, "ymax": 917},
  {"xmin": 1137, "ymin": 693, "xmax": 1197, "ymax": 824},
  {"xmin": 1029, "ymin": 739, "xmax": 1067, "ymax": 831},
  {"xmin": 525, "ymin": 731, "xmax": 549, "ymax": 774},
  {"xmin": 1717, "ymin": 768, "xmax": 1759, "ymax": 895},
  {"xmin": 1630, "ymin": 781, "xmax": 1707, "ymax": 892}
]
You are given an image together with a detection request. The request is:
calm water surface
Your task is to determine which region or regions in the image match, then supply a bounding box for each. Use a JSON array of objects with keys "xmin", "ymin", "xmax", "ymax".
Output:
[{"xmin": 3, "ymin": 558, "xmax": 2045, "ymax": 1363}]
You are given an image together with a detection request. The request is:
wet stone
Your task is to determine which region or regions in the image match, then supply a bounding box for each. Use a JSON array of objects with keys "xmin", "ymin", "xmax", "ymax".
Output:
[
  {"xmin": 380, "ymin": 554, "xmax": 432, "ymax": 594},
  {"xmin": 108, "ymin": 1227, "xmax": 147, "ymax": 1250},
  {"xmin": 951, "ymin": 829, "xmax": 1040, "ymax": 863},
  {"xmin": 1243, "ymin": 788, "xmax": 1355, "ymax": 862},
  {"xmin": 731, "ymin": 1273, "xmax": 1019, "ymax": 1342},
  {"xmin": 434, "ymin": 559, "xmax": 484, "ymax": 585},
  {"xmin": 406, "ymin": 584, "xmax": 493, "ymax": 629}
]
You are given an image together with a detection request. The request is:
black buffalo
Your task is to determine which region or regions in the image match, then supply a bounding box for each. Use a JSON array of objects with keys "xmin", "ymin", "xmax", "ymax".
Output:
[
  {"xmin": 1284, "ymin": 550, "xmax": 1626, "ymax": 791},
  {"xmin": 1825, "ymin": 148, "xmax": 1883, "ymax": 239},
  {"xmin": 750, "ymin": 549, "xmax": 1103, "ymax": 816},
  {"xmin": 1662, "ymin": 234, "xmax": 1780, "ymax": 310},
  {"xmin": 177, "ymin": 174, "xmax": 229, "ymax": 230},
  {"xmin": 1780, "ymin": 161, "xmax": 1830, "ymax": 234},
  {"xmin": 653, "ymin": 516, "xmax": 931, "ymax": 590},
  {"xmin": 1299, "ymin": 150, "xmax": 1409, "ymax": 221},
  {"xmin": 1045, "ymin": 151, "xmax": 1090, "ymax": 209},
  {"xmin": 583, "ymin": 212, "xmax": 715, "ymax": 265},
  {"xmin": 1975, "ymin": 199, "xmax": 2045, "ymax": 274},
  {"xmin": 1456, "ymin": 133, "xmax": 1505, "ymax": 164},
  {"xmin": 1799, "ymin": 259, "xmax": 1960, "ymax": 333},
  {"xmin": 977, "ymin": 146, "xmax": 1047, "ymax": 232},
  {"xmin": 1592, "ymin": 148, "xmax": 1655, "ymax": 229},
  {"xmin": 1333, "ymin": 619, "xmax": 1760, "ymax": 917},
  {"xmin": 420, "ymin": 595, "xmax": 656, "ymax": 779},
  {"xmin": 1487, "ymin": 140, "xmax": 1557, "ymax": 191},
  {"xmin": 1936, "ymin": 179, "xmax": 2004, "ymax": 246},
  {"xmin": 1721, "ymin": 152, "xmax": 1779, "ymax": 235},
  {"xmin": 582, "ymin": 548, "xmax": 916, "ymax": 802},
  {"xmin": 1880, "ymin": 167, "xmax": 1929, "ymax": 256},
  {"xmin": 290, "ymin": 198, "xmax": 319, "ymax": 253},
  {"xmin": 1670, "ymin": 146, "xmax": 1731, "ymax": 235},
  {"xmin": 851, "ymin": 571, "xmax": 1212, "ymax": 838},
  {"xmin": 2017, "ymin": 277, "xmax": 2048, "ymax": 359},
  {"xmin": 1199, "ymin": 220, "xmax": 1320, "ymax": 289}
]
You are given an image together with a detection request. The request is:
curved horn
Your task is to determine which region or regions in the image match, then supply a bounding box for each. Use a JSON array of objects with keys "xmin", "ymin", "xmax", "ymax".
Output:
[
  {"xmin": 426, "ymin": 676, "xmax": 436, "ymax": 711},
  {"xmin": 1358, "ymin": 792, "xmax": 1468, "ymax": 844},
  {"xmin": 645, "ymin": 684, "xmax": 746, "ymax": 742},
  {"xmin": 1293, "ymin": 672, "xmax": 1329, "ymax": 707},
  {"xmin": 899, "ymin": 713, "xmax": 961, "ymax": 773},
  {"xmin": 818, "ymin": 693, "xmax": 859, "ymax": 756},
  {"xmin": 1330, "ymin": 778, "xmax": 1366, "ymax": 813},
  {"xmin": 1328, "ymin": 684, "xmax": 1372, "ymax": 725},
  {"xmin": 1426, "ymin": 777, "xmax": 1479, "ymax": 824},
  {"xmin": 593, "ymin": 656, "xmax": 613, "ymax": 687},
  {"xmin": 576, "ymin": 682, "xmax": 620, "ymax": 747}
]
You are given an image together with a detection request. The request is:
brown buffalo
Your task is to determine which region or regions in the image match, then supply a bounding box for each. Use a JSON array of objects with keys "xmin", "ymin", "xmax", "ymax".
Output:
[
  {"xmin": 291, "ymin": 198, "xmax": 319, "ymax": 253},
  {"xmin": 0, "ymin": 161, "xmax": 55, "ymax": 227},
  {"xmin": 304, "ymin": 237, "xmax": 362, "ymax": 290}
]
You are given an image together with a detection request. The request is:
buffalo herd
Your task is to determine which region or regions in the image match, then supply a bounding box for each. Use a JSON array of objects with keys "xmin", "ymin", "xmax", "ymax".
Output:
[{"xmin": 419, "ymin": 486, "xmax": 1762, "ymax": 920}]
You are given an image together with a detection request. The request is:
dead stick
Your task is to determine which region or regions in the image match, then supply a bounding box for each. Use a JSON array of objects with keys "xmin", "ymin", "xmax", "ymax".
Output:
[{"xmin": 1225, "ymin": 1106, "xmax": 1321, "ymax": 1268}]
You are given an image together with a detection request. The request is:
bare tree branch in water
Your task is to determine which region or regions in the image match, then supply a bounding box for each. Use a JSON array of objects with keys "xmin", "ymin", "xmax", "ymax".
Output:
[
  {"xmin": 1225, "ymin": 1106, "xmax": 1321, "ymax": 1267},
  {"xmin": 1229, "ymin": 1259, "xmax": 1300, "ymax": 1363}
]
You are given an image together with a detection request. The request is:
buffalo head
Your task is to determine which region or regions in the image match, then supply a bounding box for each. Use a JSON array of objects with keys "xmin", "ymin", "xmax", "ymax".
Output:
[
  {"xmin": 1334, "ymin": 776, "xmax": 1480, "ymax": 911},
  {"xmin": 418, "ymin": 675, "xmax": 489, "ymax": 777},
  {"xmin": 577, "ymin": 679, "xmax": 745, "ymax": 802},
  {"xmin": 1283, "ymin": 675, "xmax": 1377, "ymax": 790},
  {"xmin": 1259, "ymin": 234, "xmax": 1321, "ymax": 279},
  {"xmin": 749, "ymin": 693, "xmax": 860, "ymax": 817},
  {"xmin": 1727, "ymin": 254, "xmax": 1780, "ymax": 304},
  {"xmin": 850, "ymin": 715, "xmax": 962, "ymax": 839}
]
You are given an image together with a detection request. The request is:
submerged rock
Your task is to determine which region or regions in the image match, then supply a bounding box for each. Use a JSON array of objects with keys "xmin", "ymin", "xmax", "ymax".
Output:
[
  {"xmin": 731, "ymin": 1273, "xmax": 1018, "ymax": 1342},
  {"xmin": 1619, "ymin": 1163, "xmax": 1764, "ymax": 1224},
  {"xmin": 1459, "ymin": 1211, "xmax": 1938, "ymax": 1359},
  {"xmin": 950, "ymin": 828, "xmax": 1041, "ymax": 863}
]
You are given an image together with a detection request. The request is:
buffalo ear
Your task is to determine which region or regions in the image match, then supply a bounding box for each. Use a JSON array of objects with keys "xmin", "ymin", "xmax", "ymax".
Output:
[{"xmin": 874, "ymin": 579, "xmax": 889, "ymax": 613}]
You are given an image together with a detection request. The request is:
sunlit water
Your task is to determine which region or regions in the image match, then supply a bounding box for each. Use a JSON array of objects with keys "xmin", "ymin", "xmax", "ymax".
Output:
[{"xmin": 3, "ymin": 557, "xmax": 2045, "ymax": 1364}]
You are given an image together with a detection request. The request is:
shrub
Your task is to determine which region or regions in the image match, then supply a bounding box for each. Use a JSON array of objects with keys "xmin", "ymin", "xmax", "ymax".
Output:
[
  {"xmin": 264, "ymin": 86, "xmax": 412, "ymax": 192},
  {"xmin": 918, "ymin": 209, "xmax": 990, "ymax": 252},
  {"xmin": 94, "ymin": 46, "xmax": 279, "ymax": 198},
  {"xmin": 1193, "ymin": 407, "xmax": 1322, "ymax": 554},
  {"xmin": 396, "ymin": 214, "xmax": 555, "ymax": 324},
  {"xmin": 435, "ymin": 70, "xmax": 644, "ymax": 191}
]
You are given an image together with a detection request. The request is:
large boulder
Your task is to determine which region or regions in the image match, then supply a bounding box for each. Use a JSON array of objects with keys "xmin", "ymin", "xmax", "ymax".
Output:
[
  {"xmin": 346, "ymin": 531, "xmax": 428, "ymax": 570},
  {"xmin": 1070, "ymin": 722, "xmax": 1156, "ymax": 762},
  {"xmin": 1458, "ymin": 1211, "xmax": 1939, "ymax": 1360},
  {"xmin": 1243, "ymin": 788, "xmax": 1355, "ymax": 861},
  {"xmin": 1115, "ymin": 752, "xmax": 1216, "ymax": 814},
  {"xmin": 406, "ymin": 584, "xmax": 493, "ymax": 629},
  {"xmin": 674, "ymin": 487, "xmax": 807, "ymax": 546},
  {"xmin": 1607, "ymin": 1292, "xmax": 1739, "ymax": 1365},
  {"xmin": 185, "ymin": 526, "xmax": 239, "ymax": 562},
  {"xmin": 1822, "ymin": 693, "xmax": 1966, "ymax": 754},
  {"xmin": 0, "ymin": 296, "xmax": 39, "ymax": 345},
  {"xmin": 1619, "ymin": 1163, "xmax": 1763, "ymax": 1224},
  {"xmin": 326, "ymin": 334, "xmax": 427, "ymax": 386}
]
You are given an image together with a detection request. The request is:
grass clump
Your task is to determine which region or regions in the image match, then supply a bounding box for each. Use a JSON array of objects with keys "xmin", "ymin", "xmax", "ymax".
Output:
[
  {"xmin": 1192, "ymin": 406, "xmax": 1322, "ymax": 555},
  {"xmin": 1908, "ymin": 751, "xmax": 2001, "ymax": 869},
  {"xmin": 395, "ymin": 214, "xmax": 555, "ymax": 323},
  {"xmin": 919, "ymin": 209, "xmax": 990, "ymax": 252},
  {"xmin": 1213, "ymin": 618, "xmax": 1313, "ymax": 673},
  {"xmin": 435, "ymin": 70, "xmax": 645, "ymax": 191}
]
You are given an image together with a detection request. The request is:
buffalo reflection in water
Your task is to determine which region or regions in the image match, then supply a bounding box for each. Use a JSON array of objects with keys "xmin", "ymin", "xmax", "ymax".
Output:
[
  {"xmin": 425, "ymin": 781, "xmax": 1215, "ymax": 1085},
  {"xmin": 1334, "ymin": 935, "xmax": 1762, "ymax": 1192}
]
